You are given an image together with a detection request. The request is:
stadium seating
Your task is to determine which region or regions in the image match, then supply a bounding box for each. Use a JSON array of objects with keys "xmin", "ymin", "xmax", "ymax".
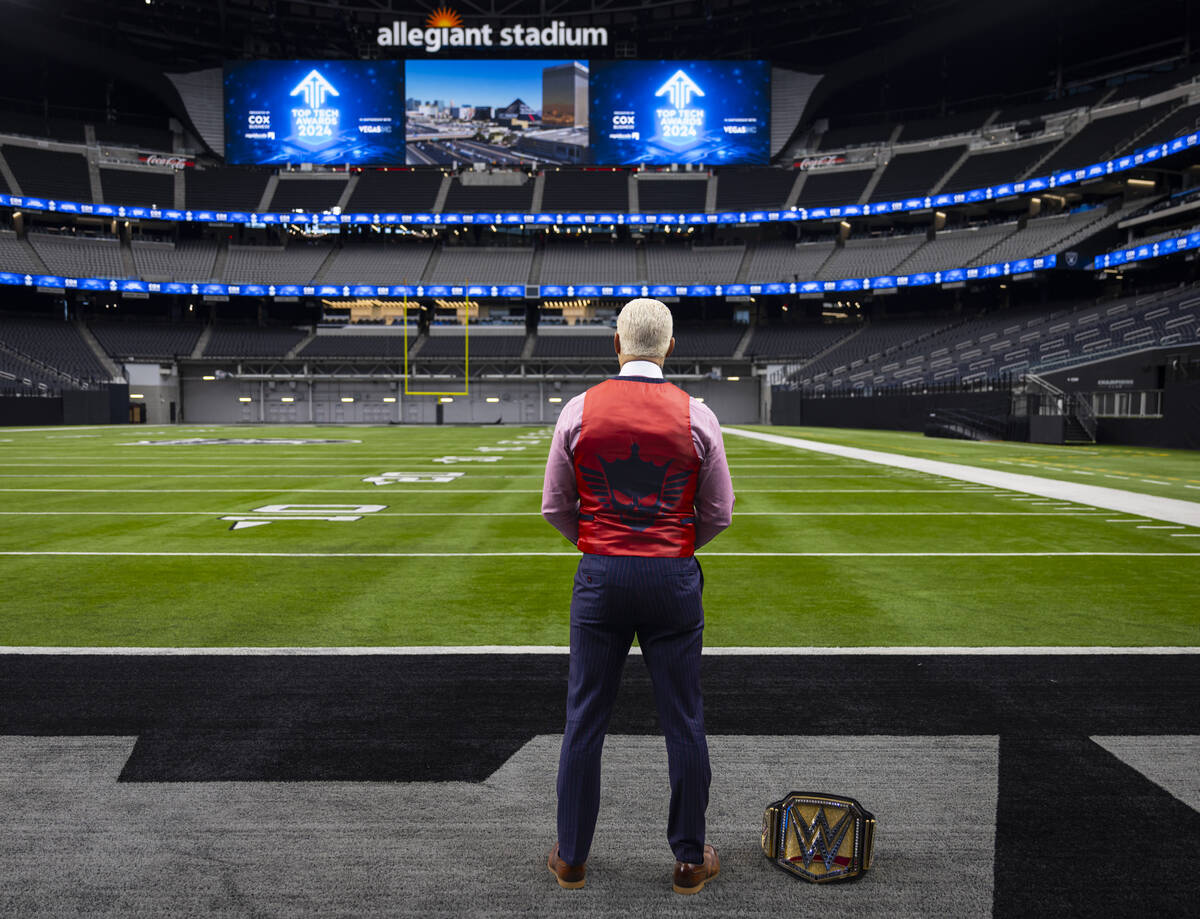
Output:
[
  {"xmin": 430, "ymin": 245, "xmax": 533, "ymax": 285},
  {"xmin": 1038, "ymin": 103, "xmax": 1173, "ymax": 175},
  {"xmin": 636, "ymin": 179, "xmax": 708, "ymax": 212},
  {"xmin": 99, "ymin": 169, "xmax": 174, "ymax": 208},
  {"xmin": 0, "ymin": 349, "xmax": 64, "ymax": 392},
  {"xmin": 185, "ymin": 167, "xmax": 269, "ymax": 212},
  {"xmin": 298, "ymin": 334, "xmax": 411, "ymax": 358},
  {"xmin": 744, "ymin": 240, "xmax": 835, "ymax": 282},
  {"xmin": 715, "ymin": 168, "xmax": 797, "ymax": 210},
  {"xmin": 343, "ymin": 170, "xmax": 444, "ymax": 212},
  {"xmin": 817, "ymin": 122, "xmax": 895, "ymax": 151},
  {"xmin": 317, "ymin": 242, "xmax": 434, "ymax": 285},
  {"xmin": 531, "ymin": 335, "xmax": 614, "ymax": 358},
  {"xmin": 28, "ymin": 231, "xmax": 123, "ymax": 278},
  {"xmin": 2, "ymin": 146, "xmax": 92, "ymax": 201},
  {"xmin": 644, "ymin": 244, "xmax": 745, "ymax": 284},
  {"xmin": 796, "ymin": 169, "xmax": 873, "ymax": 207},
  {"xmin": 89, "ymin": 322, "xmax": 202, "ymax": 360},
  {"xmin": 0, "ymin": 317, "xmax": 109, "ymax": 381},
  {"xmin": 131, "ymin": 238, "xmax": 218, "ymax": 282},
  {"xmin": 418, "ymin": 334, "xmax": 524, "ymax": 358},
  {"xmin": 666, "ymin": 324, "xmax": 746, "ymax": 358},
  {"xmin": 745, "ymin": 325, "xmax": 856, "ymax": 359},
  {"xmin": 895, "ymin": 223, "xmax": 1018, "ymax": 274},
  {"xmin": 203, "ymin": 326, "xmax": 308, "ymax": 358},
  {"xmin": 0, "ymin": 230, "xmax": 41, "ymax": 273},
  {"xmin": 817, "ymin": 234, "xmax": 926, "ymax": 279},
  {"xmin": 939, "ymin": 142, "xmax": 1056, "ymax": 192},
  {"xmin": 222, "ymin": 243, "xmax": 331, "ymax": 284},
  {"xmin": 898, "ymin": 112, "xmax": 989, "ymax": 142},
  {"xmin": 870, "ymin": 146, "xmax": 967, "ymax": 201},
  {"xmin": 269, "ymin": 179, "xmax": 347, "ymax": 213},
  {"xmin": 539, "ymin": 240, "xmax": 639, "ymax": 284},
  {"xmin": 442, "ymin": 179, "xmax": 534, "ymax": 212},
  {"xmin": 541, "ymin": 170, "xmax": 629, "ymax": 212}
]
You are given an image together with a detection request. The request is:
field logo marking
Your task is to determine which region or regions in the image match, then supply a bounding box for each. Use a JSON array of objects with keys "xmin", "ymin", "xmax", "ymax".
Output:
[
  {"xmin": 221, "ymin": 503, "xmax": 387, "ymax": 531},
  {"xmin": 433, "ymin": 455, "xmax": 503, "ymax": 464},
  {"xmin": 363, "ymin": 472, "xmax": 465, "ymax": 485},
  {"xmin": 476, "ymin": 446, "xmax": 526, "ymax": 452}
]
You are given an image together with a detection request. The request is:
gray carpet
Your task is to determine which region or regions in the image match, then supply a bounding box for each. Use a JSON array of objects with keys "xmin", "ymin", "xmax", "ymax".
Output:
[
  {"xmin": 0, "ymin": 734, "xmax": 999, "ymax": 917},
  {"xmin": 1090, "ymin": 735, "xmax": 1200, "ymax": 811}
]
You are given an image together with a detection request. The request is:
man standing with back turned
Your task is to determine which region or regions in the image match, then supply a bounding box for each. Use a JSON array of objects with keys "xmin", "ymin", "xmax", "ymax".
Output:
[{"xmin": 541, "ymin": 298, "xmax": 734, "ymax": 894}]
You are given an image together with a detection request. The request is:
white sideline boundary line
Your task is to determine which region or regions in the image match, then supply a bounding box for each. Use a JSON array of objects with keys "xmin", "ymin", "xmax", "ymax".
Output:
[
  {"xmin": 0, "ymin": 510, "xmax": 1123, "ymax": 517},
  {"xmin": 723, "ymin": 427, "xmax": 1200, "ymax": 527},
  {"xmin": 1, "ymin": 645, "xmax": 1197, "ymax": 656},
  {"xmin": 0, "ymin": 488, "xmax": 985, "ymax": 495},
  {"xmin": 1, "ymin": 551, "xmax": 1197, "ymax": 558}
]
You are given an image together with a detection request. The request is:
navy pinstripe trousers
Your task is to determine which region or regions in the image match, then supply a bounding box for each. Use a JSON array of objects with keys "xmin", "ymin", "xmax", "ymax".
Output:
[{"xmin": 556, "ymin": 552, "xmax": 711, "ymax": 866}]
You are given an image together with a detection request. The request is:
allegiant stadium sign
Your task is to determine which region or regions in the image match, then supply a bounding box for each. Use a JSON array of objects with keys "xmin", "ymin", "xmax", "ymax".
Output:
[{"xmin": 376, "ymin": 7, "xmax": 607, "ymax": 52}]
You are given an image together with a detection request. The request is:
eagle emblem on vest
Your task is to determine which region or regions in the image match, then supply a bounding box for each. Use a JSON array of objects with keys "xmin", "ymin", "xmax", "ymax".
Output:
[{"xmin": 579, "ymin": 442, "xmax": 693, "ymax": 531}]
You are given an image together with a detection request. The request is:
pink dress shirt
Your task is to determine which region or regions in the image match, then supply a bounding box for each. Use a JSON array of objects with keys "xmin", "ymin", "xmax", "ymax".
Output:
[{"xmin": 541, "ymin": 360, "xmax": 735, "ymax": 550}]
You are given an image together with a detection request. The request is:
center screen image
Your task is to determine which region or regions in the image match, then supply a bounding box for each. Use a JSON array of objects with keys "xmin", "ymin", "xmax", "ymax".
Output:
[
  {"xmin": 404, "ymin": 59, "xmax": 588, "ymax": 166},
  {"xmin": 589, "ymin": 60, "xmax": 770, "ymax": 166},
  {"xmin": 224, "ymin": 60, "xmax": 405, "ymax": 165}
]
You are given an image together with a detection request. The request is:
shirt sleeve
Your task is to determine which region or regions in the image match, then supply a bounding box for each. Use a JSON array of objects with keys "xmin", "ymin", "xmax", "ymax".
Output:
[
  {"xmin": 690, "ymin": 399, "xmax": 734, "ymax": 549},
  {"xmin": 541, "ymin": 393, "xmax": 585, "ymax": 545}
]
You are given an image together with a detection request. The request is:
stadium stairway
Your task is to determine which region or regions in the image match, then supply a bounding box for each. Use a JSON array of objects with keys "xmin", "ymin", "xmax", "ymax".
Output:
[
  {"xmin": 73, "ymin": 322, "xmax": 120, "ymax": 380},
  {"xmin": 255, "ymin": 175, "xmax": 277, "ymax": 213},
  {"xmin": 189, "ymin": 325, "xmax": 211, "ymax": 359},
  {"xmin": 704, "ymin": 174, "xmax": 718, "ymax": 212},
  {"xmin": 0, "ymin": 148, "xmax": 18, "ymax": 195},
  {"xmin": 527, "ymin": 246, "xmax": 544, "ymax": 287},
  {"xmin": 635, "ymin": 244, "xmax": 648, "ymax": 283},
  {"xmin": 335, "ymin": 176, "xmax": 358, "ymax": 213},
  {"xmin": 733, "ymin": 246, "xmax": 754, "ymax": 284},
  {"xmin": 20, "ymin": 236, "xmax": 49, "ymax": 273},
  {"xmin": 210, "ymin": 240, "xmax": 229, "ymax": 282},
  {"xmin": 929, "ymin": 147, "xmax": 972, "ymax": 195},
  {"xmin": 627, "ymin": 173, "xmax": 639, "ymax": 213},
  {"xmin": 731, "ymin": 325, "xmax": 754, "ymax": 359},
  {"xmin": 433, "ymin": 175, "xmax": 452, "ymax": 213},
  {"xmin": 118, "ymin": 237, "xmax": 136, "ymax": 278},
  {"xmin": 312, "ymin": 246, "xmax": 339, "ymax": 283},
  {"xmin": 530, "ymin": 173, "xmax": 545, "ymax": 213},
  {"xmin": 284, "ymin": 329, "xmax": 316, "ymax": 359},
  {"xmin": 420, "ymin": 244, "xmax": 443, "ymax": 284}
]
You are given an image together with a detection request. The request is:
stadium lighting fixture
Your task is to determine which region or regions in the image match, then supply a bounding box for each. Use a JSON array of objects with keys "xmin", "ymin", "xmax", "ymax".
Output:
[
  {"xmin": 129, "ymin": 393, "xmax": 144, "ymax": 399},
  {"xmin": 1127, "ymin": 178, "xmax": 1156, "ymax": 188},
  {"xmin": 202, "ymin": 375, "xmax": 216, "ymax": 381},
  {"xmin": 341, "ymin": 396, "xmax": 355, "ymax": 403},
  {"xmin": 485, "ymin": 397, "xmax": 500, "ymax": 403},
  {"xmin": 280, "ymin": 397, "xmax": 295, "ymax": 403},
  {"xmin": 238, "ymin": 397, "xmax": 252, "ymax": 403},
  {"xmin": 548, "ymin": 397, "xmax": 563, "ymax": 403},
  {"xmin": 439, "ymin": 397, "xmax": 454, "ymax": 403},
  {"xmin": 726, "ymin": 376, "xmax": 740, "ymax": 382},
  {"xmin": 382, "ymin": 397, "xmax": 397, "ymax": 403},
  {"xmin": 694, "ymin": 397, "xmax": 705, "ymax": 403}
]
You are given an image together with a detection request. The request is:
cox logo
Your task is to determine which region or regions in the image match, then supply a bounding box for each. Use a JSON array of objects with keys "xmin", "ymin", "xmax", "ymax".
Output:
[
  {"xmin": 613, "ymin": 114, "xmax": 635, "ymax": 126},
  {"xmin": 248, "ymin": 114, "xmax": 271, "ymax": 126}
]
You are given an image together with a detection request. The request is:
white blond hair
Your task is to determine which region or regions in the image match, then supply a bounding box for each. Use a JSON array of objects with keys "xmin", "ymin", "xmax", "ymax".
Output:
[{"xmin": 616, "ymin": 298, "xmax": 673, "ymax": 359}]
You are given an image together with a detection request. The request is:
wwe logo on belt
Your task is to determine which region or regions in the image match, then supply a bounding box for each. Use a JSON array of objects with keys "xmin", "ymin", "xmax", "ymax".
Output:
[{"xmin": 787, "ymin": 803, "xmax": 854, "ymax": 872}]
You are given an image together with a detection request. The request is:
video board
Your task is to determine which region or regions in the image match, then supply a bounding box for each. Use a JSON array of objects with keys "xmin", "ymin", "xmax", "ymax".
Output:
[
  {"xmin": 589, "ymin": 60, "xmax": 770, "ymax": 165},
  {"xmin": 404, "ymin": 59, "xmax": 588, "ymax": 167},
  {"xmin": 224, "ymin": 60, "xmax": 405, "ymax": 165}
]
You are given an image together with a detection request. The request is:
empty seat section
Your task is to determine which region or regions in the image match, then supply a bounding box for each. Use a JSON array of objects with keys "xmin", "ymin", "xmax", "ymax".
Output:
[
  {"xmin": 636, "ymin": 179, "xmax": 707, "ymax": 212},
  {"xmin": 745, "ymin": 240, "xmax": 834, "ymax": 282},
  {"xmin": 1039, "ymin": 104, "xmax": 1171, "ymax": 174},
  {"xmin": 442, "ymin": 180, "xmax": 534, "ymax": 212},
  {"xmin": 344, "ymin": 170, "xmax": 443, "ymax": 212},
  {"xmin": 419, "ymin": 335, "xmax": 524, "ymax": 358},
  {"xmin": 222, "ymin": 244, "xmax": 330, "ymax": 284},
  {"xmin": 0, "ymin": 112, "xmax": 86, "ymax": 143},
  {"xmin": 99, "ymin": 169, "xmax": 174, "ymax": 207},
  {"xmin": 0, "ymin": 317, "xmax": 109, "ymax": 380},
  {"xmin": 89, "ymin": 322, "xmax": 202, "ymax": 359},
  {"xmin": 817, "ymin": 123, "xmax": 894, "ymax": 151},
  {"xmin": 2, "ymin": 146, "xmax": 92, "ymax": 201},
  {"xmin": 93, "ymin": 122, "xmax": 175, "ymax": 151},
  {"xmin": 28, "ymin": 232, "xmax": 123, "ymax": 277},
  {"xmin": 898, "ymin": 112, "xmax": 986, "ymax": 142},
  {"xmin": 817, "ymin": 235, "xmax": 926, "ymax": 279},
  {"xmin": 318, "ymin": 243, "xmax": 433, "ymax": 284},
  {"xmin": 644, "ymin": 245, "xmax": 744, "ymax": 284},
  {"xmin": 897, "ymin": 224, "xmax": 1018, "ymax": 273},
  {"xmin": 131, "ymin": 239, "xmax": 218, "ymax": 282},
  {"xmin": 540, "ymin": 171, "xmax": 628, "ymax": 212},
  {"xmin": 204, "ymin": 326, "xmax": 308, "ymax": 357},
  {"xmin": 429, "ymin": 246, "xmax": 532, "ymax": 285},
  {"xmin": 269, "ymin": 179, "xmax": 347, "ymax": 212},
  {"xmin": 0, "ymin": 230, "xmax": 40, "ymax": 273},
  {"xmin": 746, "ymin": 325, "xmax": 855, "ymax": 359},
  {"xmin": 939, "ymin": 142, "xmax": 1055, "ymax": 192},
  {"xmin": 871, "ymin": 146, "xmax": 965, "ymax": 201},
  {"xmin": 796, "ymin": 170, "xmax": 872, "ymax": 207},
  {"xmin": 539, "ymin": 241, "xmax": 638, "ymax": 284},
  {"xmin": 532, "ymin": 335, "xmax": 614, "ymax": 358},
  {"xmin": 667, "ymin": 325, "xmax": 745, "ymax": 358},
  {"xmin": 185, "ymin": 168, "xmax": 269, "ymax": 211},
  {"xmin": 298, "ymin": 335, "xmax": 411, "ymax": 358},
  {"xmin": 715, "ymin": 168, "xmax": 796, "ymax": 210}
]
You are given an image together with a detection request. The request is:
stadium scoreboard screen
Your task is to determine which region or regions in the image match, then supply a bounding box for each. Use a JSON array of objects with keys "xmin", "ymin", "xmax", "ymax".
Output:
[
  {"xmin": 589, "ymin": 60, "xmax": 771, "ymax": 165},
  {"xmin": 223, "ymin": 59, "xmax": 769, "ymax": 166},
  {"xmin": 224, "ymin": 60, "xmax": 405, "ymax": 165}
]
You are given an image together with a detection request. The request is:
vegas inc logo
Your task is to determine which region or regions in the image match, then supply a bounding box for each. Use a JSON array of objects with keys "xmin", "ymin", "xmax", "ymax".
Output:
[
  {"xmin": 289, "ymin": 69, "xmax": 340, "ymax": 147},
  {"xmin": 654, "ymin": 69, "xmax": 705, "ymax": 147}
]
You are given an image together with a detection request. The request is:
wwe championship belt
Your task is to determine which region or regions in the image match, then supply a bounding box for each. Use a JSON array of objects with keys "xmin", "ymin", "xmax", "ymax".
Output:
[{"xmin": 761, "ymin": 792, "xmax": 876, "ymax": 883}]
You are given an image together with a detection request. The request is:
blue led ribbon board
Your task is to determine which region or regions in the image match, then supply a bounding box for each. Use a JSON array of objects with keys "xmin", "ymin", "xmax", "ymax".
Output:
[
  {"xmin": 224, "ymin": 60, "xmax": 405, "ymax": 165},
  {"xmin": 589, "ymin": 60, "xmax": 770, "ymax": 165}
]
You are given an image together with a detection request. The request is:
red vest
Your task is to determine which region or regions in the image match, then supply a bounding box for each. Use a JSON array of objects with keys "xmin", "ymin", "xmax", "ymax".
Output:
[{"xmin": 574, "ymin": 377, "xmax": 700, "ymax": 558}]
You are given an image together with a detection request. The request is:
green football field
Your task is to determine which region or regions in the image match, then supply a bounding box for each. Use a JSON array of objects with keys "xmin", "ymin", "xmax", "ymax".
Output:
[{"xmin": 0, "ymin": 422, "xmax": 1197, "ymax": 648}]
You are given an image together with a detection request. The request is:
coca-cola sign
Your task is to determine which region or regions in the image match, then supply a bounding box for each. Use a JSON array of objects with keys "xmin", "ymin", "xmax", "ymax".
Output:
[
  {"xmin": 796, "ymin": 154, "xmax": 847, "ymax": 170},
  {"xmin": 138, "ymin": 154, "xmax": 195, "ymax": 169}
]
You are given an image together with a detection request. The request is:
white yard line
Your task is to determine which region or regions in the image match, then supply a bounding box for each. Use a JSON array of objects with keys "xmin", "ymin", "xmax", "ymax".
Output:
[
  {"xmin": 1, "ymin": 645, "xmax": 1196, "ymax": 656},
  {"xmin": 0, "ymin": 551, "xmax": 1196, "ymax": 558},
  {"xmin": 0, "ymin": 510, "xmax": 1135, "ymax": 518},
  {"xmin": 0, "ymin": 488, "xmax": 982, "ymax": 495},
  {"xmin": 724, "ymin": 427, "xmax": 1200, "ymax": 527}
]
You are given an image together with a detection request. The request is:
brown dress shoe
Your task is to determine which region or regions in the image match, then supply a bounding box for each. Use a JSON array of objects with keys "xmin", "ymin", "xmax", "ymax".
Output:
[
  {"xmin": 673, "ymin": 843, "xmax": 720, "ymax": 894},
  {"xmin": 547, "ymin": 843, "xmax": 586, "ymax": 889}
]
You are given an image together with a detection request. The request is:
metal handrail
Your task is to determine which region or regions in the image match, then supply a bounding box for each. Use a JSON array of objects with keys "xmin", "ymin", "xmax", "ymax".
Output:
[{"xmin": 1072, "ymin": 391, "xmax": 1098, "ymax": 441}]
